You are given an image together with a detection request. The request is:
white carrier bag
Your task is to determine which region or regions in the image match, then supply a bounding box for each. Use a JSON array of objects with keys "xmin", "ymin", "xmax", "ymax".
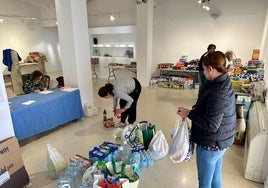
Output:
[{"xmin": 169, "ymin": 118, "xmax": 191, "ymax": 163}]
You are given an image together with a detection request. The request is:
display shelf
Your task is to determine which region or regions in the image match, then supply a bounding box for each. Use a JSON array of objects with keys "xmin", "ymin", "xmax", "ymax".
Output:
[
  {"xmin": 92, "ymin": 44, "xmax": 134, "ymax": 48},
  {"xmin": 91, "ymin": 55, "xmax": 135, "ymax": 60},
  {"xmin": 88, "ymin": 26, "xmax": 136, "ymax": 78},
  {"xmin": 92, "ymin": 46, "xmax": 134, "ymax": 58}
]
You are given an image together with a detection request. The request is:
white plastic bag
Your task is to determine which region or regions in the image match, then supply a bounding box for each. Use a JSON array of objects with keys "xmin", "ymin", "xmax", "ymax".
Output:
[
  {"xmin": 47, "ymin": 144, "xmax": 68, "ymax": 178},
  {"xmin": 121, "ymin": 125, "xmax": 136, "ymax": 144},
  {"xmin": 169, "ymin": 118, "xmax": 189, "ymax": 163},
  {"xmin": 148, "ymin": 130, "xmax": 169, "ymax": 160},
  {"xmin": 82, "ymin": 161, "xmax": 99, "ymax": 184},
  {"xmin": 84, "ymin": 103, "xmax": 98, "ymax": 117}
]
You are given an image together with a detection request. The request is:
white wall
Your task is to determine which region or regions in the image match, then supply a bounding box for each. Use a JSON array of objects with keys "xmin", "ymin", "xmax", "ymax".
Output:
[
  {"xmin": 1, "ymin": 0, "xmax": 268, "ymax": 81},
  {"xmin": 0, "ymin": 21, "xmax": 62, "ymax": 74},
  {"xmin": 152, "ymin": 3, "xmax": 267, "ymax": 73},
  {"xmin": 0, "ymin": 0, "xmax": 62, "ymax": 74}
]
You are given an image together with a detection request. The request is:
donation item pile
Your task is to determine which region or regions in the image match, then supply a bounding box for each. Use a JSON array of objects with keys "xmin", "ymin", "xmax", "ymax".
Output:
[
  {"xmin": 230, "ymin": 49, "xmax": 265, "ymax": 101},
  {"xmin": 51, "ymin": 120, "xmax": 180, "ymax": 188}
]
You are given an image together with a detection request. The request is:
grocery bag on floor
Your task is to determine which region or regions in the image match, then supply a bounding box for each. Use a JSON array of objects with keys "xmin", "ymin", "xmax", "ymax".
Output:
[
  {"xmin": 136, "ymin": 121, "xmax": 156, "ymax": 149},
  {"xmin": 148, "ymin": 130, "xmax": 169, "ymax": 160},
  {"xmin": 93, "ymin": 174, "xmax": 129, "ymax": 188},
  {"xmin": 169, "ymin": 118, "xmax": 190, "ymax": 163},
  {"xmin": 105, "ymin": 162, "xmax": 139, "ymax": 188},
  {"xmin": 47, "ymin": 144, "xmax": 68, "ymax": 178}
]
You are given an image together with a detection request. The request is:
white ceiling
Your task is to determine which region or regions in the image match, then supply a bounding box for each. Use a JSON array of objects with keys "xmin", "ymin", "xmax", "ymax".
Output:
[
  {"xmin": 1, "ymin": 0, "xmax": 267, "ymax": 27},
  {"xmin": 20, "ymin": 0, "xmax": 55, "ymax": 9}
]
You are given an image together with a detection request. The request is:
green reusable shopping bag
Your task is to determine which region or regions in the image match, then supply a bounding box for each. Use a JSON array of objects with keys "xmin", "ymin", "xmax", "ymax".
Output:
[{"xmin": 136, "ymin": 121, "xmax": 156, "ymax": 149}]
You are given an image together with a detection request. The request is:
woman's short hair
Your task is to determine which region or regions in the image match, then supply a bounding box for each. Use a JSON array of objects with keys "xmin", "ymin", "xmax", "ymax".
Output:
[
  {"xmin": 98, "ymin": 83, "xmax": 114, "ymax": 97},
  {"xmin": 30, "ymin": 70, "xmax": 43, "ymax": 81},
  {"xmin": 203, "ymin": 51, "xmax": 227, "ymax": 74}
]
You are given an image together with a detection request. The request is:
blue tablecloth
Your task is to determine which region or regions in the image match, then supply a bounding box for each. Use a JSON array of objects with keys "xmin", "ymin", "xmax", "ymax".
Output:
[{"xmin": 9, "ymin": 88, "xmax": 84, "ymax": 140}]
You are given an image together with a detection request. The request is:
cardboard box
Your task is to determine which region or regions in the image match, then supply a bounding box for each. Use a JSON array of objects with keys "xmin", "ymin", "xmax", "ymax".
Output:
[
  {"xmin": 252, "ymin": 49, "xmax": 260, "ymax": 60},
  {"xmin": 70, "ymin": 154, "xmax": 91, "ymax": 169},
  {"xmin": 0, "ymin": 137, "xmax": 29, "ymax": 188}
]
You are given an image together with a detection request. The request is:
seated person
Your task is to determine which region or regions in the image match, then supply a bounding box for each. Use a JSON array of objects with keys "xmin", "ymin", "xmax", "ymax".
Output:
[
  {"xmin": 56, "ymin": 76, "xmax": 65, "ymax": 88},
  {"xmin": 23, "ymin": 70, "xmax": 47, "ymax": 94}
]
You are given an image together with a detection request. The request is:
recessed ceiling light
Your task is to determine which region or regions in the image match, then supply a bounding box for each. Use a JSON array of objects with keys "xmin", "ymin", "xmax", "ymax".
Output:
[{"xmin": 110, "ymin": 15, "xmax": 115, "ymax": 21}]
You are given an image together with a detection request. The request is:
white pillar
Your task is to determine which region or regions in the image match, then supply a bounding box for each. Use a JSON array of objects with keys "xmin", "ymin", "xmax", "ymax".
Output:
[
  {"xmin": 0, "ymin": 66, "xmax": 15, "ymax": 140},
  {"xmin": 136, "ymin": 0, "xmax": 154, "ymax": 86},
  {"xmin": 55, "ymin": 0, "xmax": 94, "ymax": 109}
]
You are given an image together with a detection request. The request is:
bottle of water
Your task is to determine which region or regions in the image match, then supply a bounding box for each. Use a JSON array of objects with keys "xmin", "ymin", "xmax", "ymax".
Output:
[
  {"xmin": 79, "ymin": 182, "xmax": 92, "ymax": 188},
  {"xmin": 130, "ymin": 152, "xmax": 140, "ymax": 173},
  {"xmin": 114, "ymin": 145, "xmax": 123, "ymax": 162},
  {"xmin": 56, "ymin": 177, "xmax": 71, "ymax": 188},
  {"xmin": 140, "ymin": 151, "xmax": 148, "ymax": 168},
  {"xmin": 122, "ymin": 141, "xmax": 132, "ymax": 164},
  {"xmin": 147, "ymin": 150, "xmax": 154, "ymax": 167}
]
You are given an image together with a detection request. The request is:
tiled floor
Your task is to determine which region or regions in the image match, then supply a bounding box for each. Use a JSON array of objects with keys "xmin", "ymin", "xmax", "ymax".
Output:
[{"xmin": 20, "ymin": 78, "xmax": 263, "ymax": 188}]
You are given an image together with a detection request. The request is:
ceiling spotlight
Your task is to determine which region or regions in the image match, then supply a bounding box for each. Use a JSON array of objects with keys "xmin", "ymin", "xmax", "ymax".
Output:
[
  {"xmin": 110, "ymin": 15, "xmax": 115, "ymax": 21},
  {"xmin": 0, "ymin": 18, "xmax": 4, "ymax": 23},
  {"xmin": 135, "ymin": 0, "xmax": 147, "ymax": 5},
  {"xmin": 202, "ymin": 5, "xmax": 210, "ymax": 11},
  {"xmin": 197, "ymin": 0, "xmax": 222, "ymax": 19},
  {"xmin": 198, "ymin": 0, "xmax": 211, "ymax": 11},
  {"xmin": 198, "ymin": 0, "xmax": 210, "ymax": 3}
]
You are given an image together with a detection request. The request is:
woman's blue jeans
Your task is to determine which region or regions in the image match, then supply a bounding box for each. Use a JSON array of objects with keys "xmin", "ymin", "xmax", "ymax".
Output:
[{"xmin": 196, "ymin": 146, "xmax": 227, "ymax": 188}]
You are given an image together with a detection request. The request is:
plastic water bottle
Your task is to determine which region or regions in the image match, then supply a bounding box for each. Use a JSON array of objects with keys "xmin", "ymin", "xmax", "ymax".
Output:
[
  {"xmin": 114, "ymin": 141, "xmax": 131, "ymax": 164},
  {"xmin": 148, "ymin": 150, "xmax": 154, "ymax": 167},
  {"xmin": 140, "ymin": 151, "xmax": 148, "ymax": 168},
  {"xmin": 121, "ymin": 141, "xmax": 132, "ymax": 164},
  {"xmin": 56, "ymin": 177, "xmax": 71, "ymax": 188},
  {"xmin": 130, "ymin": 152, "xmax": 140, "ymax": 173},
  {"xmin": 79, "ymin": 182, "xmax": 92, "ymax": 188}
]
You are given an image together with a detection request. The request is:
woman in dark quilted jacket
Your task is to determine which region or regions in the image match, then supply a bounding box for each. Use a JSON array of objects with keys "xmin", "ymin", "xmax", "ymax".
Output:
[{"xmin": 177, "ymin": 51, "xmax": 236, "ymax": 188}]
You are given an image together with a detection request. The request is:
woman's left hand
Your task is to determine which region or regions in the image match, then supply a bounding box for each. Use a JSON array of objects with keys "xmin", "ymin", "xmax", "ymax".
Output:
[{"xmin": 115, "ymin": 108, "xmax": 126, "ymax": 115}]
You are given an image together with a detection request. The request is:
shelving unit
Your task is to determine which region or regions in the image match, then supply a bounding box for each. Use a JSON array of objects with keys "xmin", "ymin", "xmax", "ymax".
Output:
[
  {"xmin": 92, "ymin": 44, "xmax": 134, "ymax": 58},
  {"xmin": 88, "ymin": 26, "xmax": 136, "ymax": 79}
]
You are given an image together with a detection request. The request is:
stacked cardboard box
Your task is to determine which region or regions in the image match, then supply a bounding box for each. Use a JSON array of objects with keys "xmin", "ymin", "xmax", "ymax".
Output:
[{"xmin": 0, "ymin": 137, "xmax": 29, "ymax": 188}]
